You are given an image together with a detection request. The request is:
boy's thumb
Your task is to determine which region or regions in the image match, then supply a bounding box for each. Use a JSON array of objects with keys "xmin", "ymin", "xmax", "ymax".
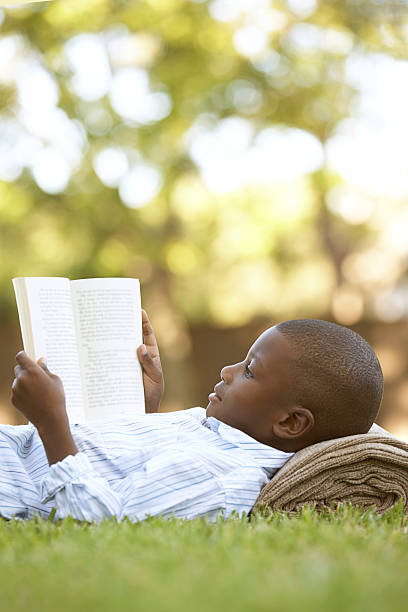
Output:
[
  {"xmin": 140, "ymin": 345, "xmax": 150, "ymax": 359},
  {"xmin": 138, "ymin": 345, "xmax": 153, "ymax": 366}
]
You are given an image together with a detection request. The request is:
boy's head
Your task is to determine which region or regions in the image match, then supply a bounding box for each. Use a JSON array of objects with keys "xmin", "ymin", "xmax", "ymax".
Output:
[{"xmin": 206, "ymin": 319, "xmax": 384, "ymax": 452}]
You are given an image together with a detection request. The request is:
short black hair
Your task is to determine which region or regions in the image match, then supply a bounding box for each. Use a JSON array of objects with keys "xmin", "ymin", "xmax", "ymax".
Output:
[{"xmin": 276, "ymin": 319, "xmax": 384, "ymax": 441}]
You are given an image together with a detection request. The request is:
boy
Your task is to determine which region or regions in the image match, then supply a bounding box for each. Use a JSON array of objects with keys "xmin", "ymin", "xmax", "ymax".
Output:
[{"xmin": 6, "ymin": 312, "xmax": 383, "ymax": 523}]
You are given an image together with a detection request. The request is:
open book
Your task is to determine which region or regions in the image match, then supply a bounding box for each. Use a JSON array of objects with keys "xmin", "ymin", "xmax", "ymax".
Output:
[{"xmin": 13, "ymin": 277, "xmax": 144, "ymax": 423}]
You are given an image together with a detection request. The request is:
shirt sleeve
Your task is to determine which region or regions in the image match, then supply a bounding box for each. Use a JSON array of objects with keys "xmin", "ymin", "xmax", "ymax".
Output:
[{"xmin": 40, "ymin": 452, "xmax": 122, "ymax": 523}]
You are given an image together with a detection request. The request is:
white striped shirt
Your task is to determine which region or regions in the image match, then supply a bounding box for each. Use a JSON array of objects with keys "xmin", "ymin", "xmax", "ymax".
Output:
[{"xmin": 0, "ymin": 407, "xmax": 293, "ymax": 523}]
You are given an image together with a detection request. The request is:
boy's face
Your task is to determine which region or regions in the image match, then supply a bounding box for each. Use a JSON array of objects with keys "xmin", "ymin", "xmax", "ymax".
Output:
[{"xmin": 206, "ymin": 327, "xmax": 294, "ymax": 445}]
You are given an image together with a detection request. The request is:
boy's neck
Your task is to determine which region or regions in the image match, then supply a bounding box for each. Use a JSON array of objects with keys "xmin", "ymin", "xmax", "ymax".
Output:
[{"xmin": 267, "ymin": 434, "xmax": 316, "ymax": 453}]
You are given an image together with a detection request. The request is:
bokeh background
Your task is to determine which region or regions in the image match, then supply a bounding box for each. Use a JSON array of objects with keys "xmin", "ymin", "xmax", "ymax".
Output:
[{"xmin": 0, "ymin": 0, "xmax": 407, "ymax": 436}]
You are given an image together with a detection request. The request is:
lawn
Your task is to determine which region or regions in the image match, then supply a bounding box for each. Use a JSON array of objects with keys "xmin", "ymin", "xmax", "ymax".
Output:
[{"xmin": 1, "ymin": 503, "xmax": 408, "ymax": 612}]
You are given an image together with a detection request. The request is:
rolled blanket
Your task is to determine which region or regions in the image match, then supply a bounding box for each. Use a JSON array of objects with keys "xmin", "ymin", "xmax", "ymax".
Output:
[{"xmin": 250, "ymin": 424, "xmax": 408, "ymax": 515}]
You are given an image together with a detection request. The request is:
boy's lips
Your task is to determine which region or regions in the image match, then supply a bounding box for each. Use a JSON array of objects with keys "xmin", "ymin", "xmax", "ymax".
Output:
[
  {"xmin": 208, "ymin": 384, "xmax": 223, "ymax": 403},
  {"xmin": 208, "ymin": 392, "xmax": 221, "ymax": 403}
]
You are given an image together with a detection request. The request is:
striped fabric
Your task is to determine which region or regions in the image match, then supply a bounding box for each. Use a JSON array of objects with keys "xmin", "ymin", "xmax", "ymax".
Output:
[{"xmin": 0, "ymin": 407, "xmax": 293, "ymax": 523}]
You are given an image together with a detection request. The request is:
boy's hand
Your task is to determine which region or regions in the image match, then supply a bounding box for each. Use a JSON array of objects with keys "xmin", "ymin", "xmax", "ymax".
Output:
[
  {"xmin": 137, "ymin": 310, "xmax": 164, "ymax": 413},
  {"xmin": 11, "ymin": 351, "xmax": 78, "ymax": 466},
  {"xmin": 11, "ymin": 351, "xmax": 69, "ymax": 432}
]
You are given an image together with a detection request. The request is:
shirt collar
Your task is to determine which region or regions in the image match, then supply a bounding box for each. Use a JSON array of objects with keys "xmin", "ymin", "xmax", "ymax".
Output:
[
  {"xmin": 200, "ymin": 416, "xmax": 221, "ymax": 433},
  {"xmin": 201, "ymin": 415, "xmax": 294, "ymax": 465}
]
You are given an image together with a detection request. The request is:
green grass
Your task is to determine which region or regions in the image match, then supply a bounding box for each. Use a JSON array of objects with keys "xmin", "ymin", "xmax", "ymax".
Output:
[{"xmin": 1, "ymin": 503, "xmax": 408, "ymax": 612}]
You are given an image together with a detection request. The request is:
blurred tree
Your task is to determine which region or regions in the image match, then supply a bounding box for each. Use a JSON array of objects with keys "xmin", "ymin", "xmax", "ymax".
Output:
[{"xmin": 0, "ymin": 0, "xmax": 407, "ymax": 343}]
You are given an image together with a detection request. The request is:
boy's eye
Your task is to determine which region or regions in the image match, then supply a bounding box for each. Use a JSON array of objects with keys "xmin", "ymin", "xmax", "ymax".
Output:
[{"xmin": 244, "ymin": 364, "xmax": 253, "ymax": 378}]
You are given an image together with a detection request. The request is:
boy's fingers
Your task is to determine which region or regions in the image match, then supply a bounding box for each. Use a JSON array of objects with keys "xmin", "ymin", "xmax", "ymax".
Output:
[
  {"xmin": 37, "ymin": 358, "xmax": 51, "ymax": 375},
  {"xmin": 16, "ymin": 351, "xmax": 36, "ymax": 369}
]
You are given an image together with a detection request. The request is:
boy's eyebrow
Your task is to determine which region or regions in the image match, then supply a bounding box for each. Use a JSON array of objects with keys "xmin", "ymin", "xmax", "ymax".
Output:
[{"xmin": 249, "ymin": 353, "xmax": 265, "ymax": 375}]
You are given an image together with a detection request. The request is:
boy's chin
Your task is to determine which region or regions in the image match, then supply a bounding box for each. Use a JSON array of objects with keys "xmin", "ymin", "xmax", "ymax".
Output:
[
  {"xmin": 206, "ymin": 403, "xmax": 224, "ymax": 420},
  {"xmin": 206, "ymin": 403, "xmax": 218, "ymax": 417}
]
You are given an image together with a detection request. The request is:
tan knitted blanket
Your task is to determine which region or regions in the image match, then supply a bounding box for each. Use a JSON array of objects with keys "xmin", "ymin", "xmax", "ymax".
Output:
[{"xmin": 250, "ymin": 424, "xmax": 408, "ymax": 515}]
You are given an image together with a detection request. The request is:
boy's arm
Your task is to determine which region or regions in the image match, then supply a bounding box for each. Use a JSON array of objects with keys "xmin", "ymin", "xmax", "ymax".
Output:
[
  {"xmin": 11, "ymin": 351, "xmax": 78, "ymax": 465},
  {"xmin": 137, "ymin": 309, "xmax": 164, "ymax": 413},
  {"xmin": 11, "ymin": 352, "xmax": 122, "ymax": 523}
]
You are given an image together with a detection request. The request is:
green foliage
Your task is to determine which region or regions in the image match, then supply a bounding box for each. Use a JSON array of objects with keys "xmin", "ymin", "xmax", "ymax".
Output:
[
  {"xmin": 0, "ymin": 0, "xmax": 406, "ymax": 327},
  {"xmin": 1, "ymin": 504, "xmax": 408, "ymax": 612}
]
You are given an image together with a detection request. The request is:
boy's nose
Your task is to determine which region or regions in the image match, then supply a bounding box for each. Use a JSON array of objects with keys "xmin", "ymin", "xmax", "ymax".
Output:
[{"xmin": 220, "ymin": 364, "xmax": 234, "ymax": 383}]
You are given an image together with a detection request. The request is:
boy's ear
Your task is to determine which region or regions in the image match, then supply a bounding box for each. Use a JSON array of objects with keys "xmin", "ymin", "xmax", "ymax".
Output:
[{"xmin": 272, "ymin": 406, "xmax": 314, "ymax": 439}]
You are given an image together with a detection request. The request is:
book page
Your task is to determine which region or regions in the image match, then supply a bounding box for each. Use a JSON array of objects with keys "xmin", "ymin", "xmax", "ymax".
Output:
[
  {"xmin": 20, "ymin": 277, "xmax": 85, "ymax": 423},
  {"xmin": 71, "ymin": 278, "xmax": 144, "ymax": 421},
  {"xmin": 13, "ymin": 277, "xmax": 35, "ymax": 360}
]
